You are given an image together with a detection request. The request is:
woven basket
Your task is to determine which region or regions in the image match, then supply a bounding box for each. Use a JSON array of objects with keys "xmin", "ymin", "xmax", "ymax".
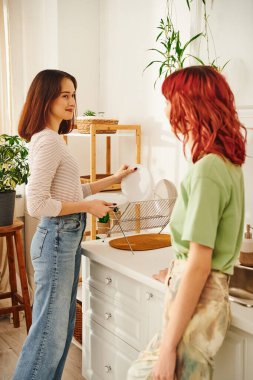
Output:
[
  {"xmin": 74, "ymin": 300, "xmax": 82, "ymax": 344},
  {"xmin": 76, "ymin": 118, "xmax": 118, "ymax": 134}
]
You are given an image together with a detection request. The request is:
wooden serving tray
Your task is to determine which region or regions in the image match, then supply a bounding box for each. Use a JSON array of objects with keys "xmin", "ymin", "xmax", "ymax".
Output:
[{"xmin": 109, "ymin": 233, "xmax": 171, "ymax": 251}]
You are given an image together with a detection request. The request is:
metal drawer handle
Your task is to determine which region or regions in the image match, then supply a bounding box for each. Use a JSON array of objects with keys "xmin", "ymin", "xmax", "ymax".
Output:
[
  {"xmin": 105, "ymin": 365, "xmax": 112, "ymax": 373},
  {"xmin": 105, "ymin": 312, "xmax": 112, "ymax": 320},
  {"xmin": 145, "ymin": 292, "xmax": 153, "ymax": 301},
  {"xmin": 105, "ymin": 276, "xmax": 112, "ymax": 285}
]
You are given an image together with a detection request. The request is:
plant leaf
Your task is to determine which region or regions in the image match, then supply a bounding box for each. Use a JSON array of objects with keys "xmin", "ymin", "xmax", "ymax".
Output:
[
  {"xmin": 182, "ymin": 32, "xmax": 203, "ymax": 52},
  {"xmin": 147, "ymin": 48, "xmax": 166, "ymax": 57},
  {"xmin": 143, "ymin": 60, "xmax": 163, "ymax": 73},
  {"xmin": 186, "ymin": 0, "xmax": 191, "ymax": 10},
  {"xmin": 156, "ymin": 31, "xmax": 163, "ymax": 42},
  {"xmin": 220, "ymin": 60, "xmax": 230, "ymax": 71},
  {"xmin": 188, "ymin": 55, "xmax": 206, "ymax": 65}
]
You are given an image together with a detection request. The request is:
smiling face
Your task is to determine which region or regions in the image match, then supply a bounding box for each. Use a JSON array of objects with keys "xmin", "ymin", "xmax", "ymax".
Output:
[{"xmin": 48, "ymin": 78, "xmax": 76, "ymax": 128}]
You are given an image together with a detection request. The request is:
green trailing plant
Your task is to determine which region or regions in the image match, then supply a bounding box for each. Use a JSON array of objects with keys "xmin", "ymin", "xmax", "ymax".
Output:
[
  {"xmin": 144, "ymin": 15, "xmax": 203, "ymax": 86},
  {"xmin": 98, "ymin": 213, "xmax": 110, "ymax": 223},
  {"xmin": 0, "ymin": 134, "xmax": 29, "ymax": 192},
  {"xmin": 185, "ymin": 0, "xmax": 197, "ymax": 11},
  {"xmin": 189, "ymin": 55, "xmax": 230, "ymax": 73},
  {"xmin": 145, "ymin": 0, "xmax": 230, "ymax": 87},
  {"xmin": 98, "ymin": 207, "xmax": 119, "ymax": 224}
]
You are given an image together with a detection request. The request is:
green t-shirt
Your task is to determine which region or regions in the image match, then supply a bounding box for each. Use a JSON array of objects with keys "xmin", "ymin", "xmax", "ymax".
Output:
[{"xmin": 169, "ymin": 154, "xmax": 244, "ymax": 274}]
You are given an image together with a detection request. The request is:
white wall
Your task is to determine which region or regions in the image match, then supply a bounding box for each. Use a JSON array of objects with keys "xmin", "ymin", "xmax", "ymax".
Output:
[
  {"xmin": 8, "ymin": 0, "xmax": 58, "ymax": 131},
  {"xmin": 57, "ymin": 0, "xmax": 100, "ymax": 175},
  {"xmin": 98, "ymin": 0, "xmax": 190, "ymax": 185},
  {"xmin": 238, "ymin": 109, "xmax": 253, "ymax": 226},
  {"xmin": 8, "ymin": 0, "xmax": 100, "ymax": 175},
  {"xmin": 194, "ymin": 0, "xmax": 253, "ymax": 108},
  {"xmin": 58, "ymin": 0, "xmax": 99, "ymax": 113}
]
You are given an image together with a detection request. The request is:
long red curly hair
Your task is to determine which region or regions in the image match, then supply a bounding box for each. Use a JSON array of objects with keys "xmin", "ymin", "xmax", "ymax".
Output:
[{"xmin": 162, "ymin": 66, "xmax": 246, "ymax": 165}]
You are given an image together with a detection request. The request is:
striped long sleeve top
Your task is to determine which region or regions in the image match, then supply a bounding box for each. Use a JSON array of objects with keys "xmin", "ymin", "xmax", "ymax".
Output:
[{"xmin": 26, "ymin": 128, "xmax": 91, "ymax": 218}]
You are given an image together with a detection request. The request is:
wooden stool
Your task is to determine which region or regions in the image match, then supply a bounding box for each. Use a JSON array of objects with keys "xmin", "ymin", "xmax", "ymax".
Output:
[{"xmin": 0, "ymin": 219, "xmax": 32, "ymax": 333}]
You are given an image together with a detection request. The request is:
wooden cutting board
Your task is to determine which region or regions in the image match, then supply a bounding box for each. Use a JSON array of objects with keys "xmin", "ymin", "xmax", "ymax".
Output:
[{"xmin": 109, "ymin": 233, "xmax": 171, "ymax": 251}]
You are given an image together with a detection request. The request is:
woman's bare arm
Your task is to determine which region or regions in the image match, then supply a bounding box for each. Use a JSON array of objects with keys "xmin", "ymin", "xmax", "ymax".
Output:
[
  {"xmin": 59, "ymin": 199, "xmax": 113, "ymax": 218},
  {"xmin": 89, "ymin": 164, "xmax": 136, "ymax": 194},
  {"xmin": 153, "ymin": 242, "xmax": 212, "ymax": 379}
]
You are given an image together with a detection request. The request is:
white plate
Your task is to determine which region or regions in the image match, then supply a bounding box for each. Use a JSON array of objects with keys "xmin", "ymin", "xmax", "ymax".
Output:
[
  {"xmin": 121, "ymin": 164, "xmax": 153, "ymax": 202},
  {"xmin": 86, "ymin": 192, "xmax": 128, "ymax": 208},
  {"xmin": 154, "ymin": 179, "xmax": 177, "ymax": 200}
]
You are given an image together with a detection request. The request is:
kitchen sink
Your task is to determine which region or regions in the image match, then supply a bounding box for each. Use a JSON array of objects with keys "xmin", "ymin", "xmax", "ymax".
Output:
[{"xmin": 229, "ymin": 264, "xmax": 253, "ymax": 307}]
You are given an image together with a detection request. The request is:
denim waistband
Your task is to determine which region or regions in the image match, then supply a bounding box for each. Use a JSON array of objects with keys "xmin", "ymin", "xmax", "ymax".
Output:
[
  {"xmin": 39, "ymin": 213, "xmax": 86, "ymax": 233},
  {"xmin": 41, "ymin": 212, "xmax": 86, "ymax": 222}
]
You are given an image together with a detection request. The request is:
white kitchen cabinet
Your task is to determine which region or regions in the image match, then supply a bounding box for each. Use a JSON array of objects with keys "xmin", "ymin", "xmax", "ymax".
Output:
[
  {"xmin": 82, "ymin": 256, "xmax": 164, "ymax": 379},
  {"xmin": 144, "ymin": 287, "xmax": 165, "ymax": 339},
  {"xmin": 81, "ymin": 240, "xmax": 253, "ymax": 380},
  {"xmin": 83, "ymin": 319, "xmax": 138, "ymax": 380},
  {"xmin": 214, "ymin": 326, "xmax": 253, "ymax": 380}
]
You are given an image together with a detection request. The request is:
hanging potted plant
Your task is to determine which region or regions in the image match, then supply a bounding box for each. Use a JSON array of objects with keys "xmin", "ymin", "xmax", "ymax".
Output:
[
  {"xmin": 0, "ymin": 134, "xmax": 29, "ymax": 226},
  {"xmin": 144, "ymin": 6, "xmax": 203, "ymax": 87},
  {"xmin": 145, "ymin": 0, "xmax": 229, "ymax": 87}
]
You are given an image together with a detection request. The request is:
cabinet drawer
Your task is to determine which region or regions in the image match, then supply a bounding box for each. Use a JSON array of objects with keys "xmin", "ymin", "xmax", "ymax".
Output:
[
  {"xmin": 86, "ymin": 286, "xmax": 145, "ymax": 350},
  {"xmin": 141, "ymin": 287, "xmax": 164, "ymax": 342},
  {"xmin": 88, "ymin": 261, "xmax": 142, "ymax": 306},
  {"xmin": 83, "ymin": 319, "xmax": 139, "ymax": 380}
]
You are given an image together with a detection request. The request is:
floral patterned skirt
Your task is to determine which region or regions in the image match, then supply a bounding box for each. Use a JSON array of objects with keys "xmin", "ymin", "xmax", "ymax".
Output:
[{"xmin": 127, "ymin": 260, "xmax": 231, "ymax": 380}]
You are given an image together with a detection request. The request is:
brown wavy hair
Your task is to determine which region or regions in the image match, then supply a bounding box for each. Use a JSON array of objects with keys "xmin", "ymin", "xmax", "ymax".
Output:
[
  {"xmin": 18, "ymin": 69, "xmax": 77, "ymax": 141},
  {"xmin": 162, "ymin": 66, "xmax": 246, "ymax": 165}
]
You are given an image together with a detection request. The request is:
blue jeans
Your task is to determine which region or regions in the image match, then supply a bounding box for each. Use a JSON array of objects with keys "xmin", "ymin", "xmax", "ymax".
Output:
[{"xmin": 13, "ymin": 213, "xmax": 86, "ymax": 380}]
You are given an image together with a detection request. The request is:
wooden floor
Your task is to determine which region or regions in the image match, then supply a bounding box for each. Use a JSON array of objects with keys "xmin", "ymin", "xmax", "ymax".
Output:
[{"xmin": 0, "ymin": 316, "xmax": 85, "ymax": 380}]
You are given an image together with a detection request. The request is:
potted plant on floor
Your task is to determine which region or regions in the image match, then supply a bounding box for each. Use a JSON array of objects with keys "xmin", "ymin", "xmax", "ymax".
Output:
[{"xmin": 0, "ymin": 134, "xmax": 29, "ymax": 226}]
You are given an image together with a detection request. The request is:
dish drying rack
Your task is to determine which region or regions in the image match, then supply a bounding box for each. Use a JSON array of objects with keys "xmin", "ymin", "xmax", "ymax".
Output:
[{"xmin": 105, "ymin": 198, "xmax": 177, "ymax": 254}]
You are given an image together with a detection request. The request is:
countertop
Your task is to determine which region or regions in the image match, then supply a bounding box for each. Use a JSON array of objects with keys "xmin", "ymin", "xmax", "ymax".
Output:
[
  {"xmin": 81, "ymin": 238, "xmax": 253, "ymax": 335},
  {"xmin": 82, "ymin": 237, "xmax": 174, "ymax": 292}
]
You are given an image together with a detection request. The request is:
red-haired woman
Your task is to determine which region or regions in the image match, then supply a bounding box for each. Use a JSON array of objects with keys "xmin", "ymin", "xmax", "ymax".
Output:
[
  {"xmin": 128, "ymin": 66, "xmax": 246, "ymax": 380},
  {"xmin": 13, "ymin": 69, "xmax": 134, "ymax": 380}
]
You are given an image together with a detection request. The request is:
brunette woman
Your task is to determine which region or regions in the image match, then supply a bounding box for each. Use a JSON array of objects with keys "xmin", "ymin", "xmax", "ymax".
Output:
[
  {"xmin": 13, "ymin": 69, "xmax": 134, "ymax": 380},
  {"xmin": 128, "ymin": 66, "xmax": 246, "ymax": 380}
]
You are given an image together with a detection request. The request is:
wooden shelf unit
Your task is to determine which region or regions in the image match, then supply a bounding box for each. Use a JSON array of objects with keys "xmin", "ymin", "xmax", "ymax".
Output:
[{"xmin": 64, "ymin": 124, "xmax": 141, "ymax": 239}]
